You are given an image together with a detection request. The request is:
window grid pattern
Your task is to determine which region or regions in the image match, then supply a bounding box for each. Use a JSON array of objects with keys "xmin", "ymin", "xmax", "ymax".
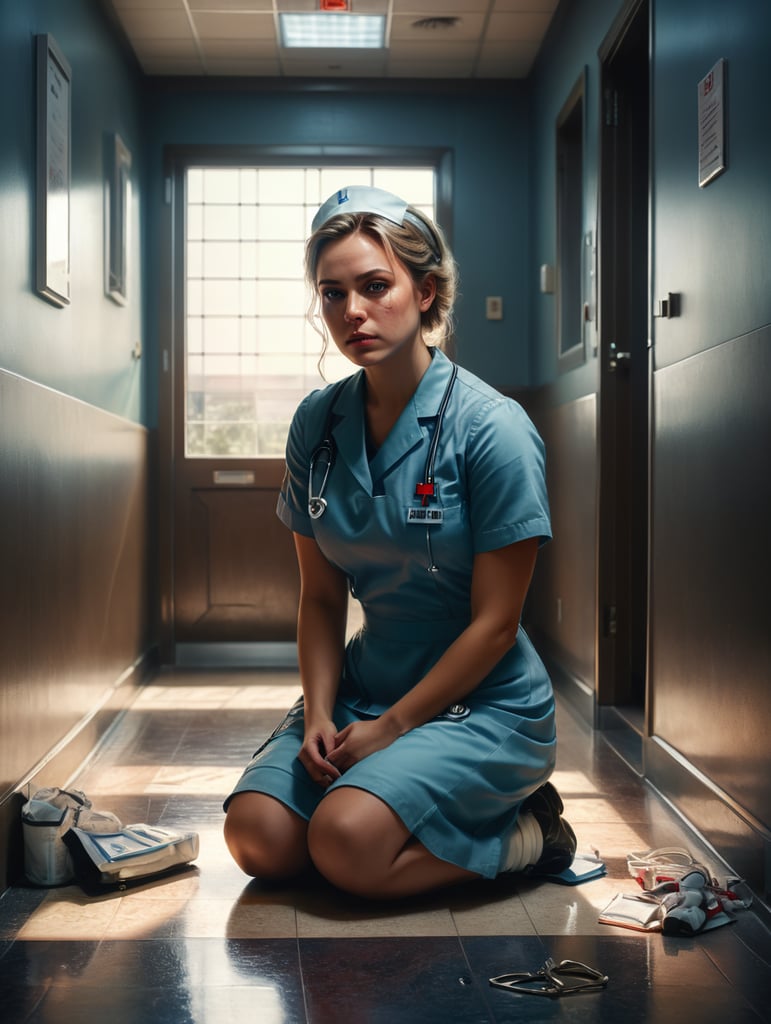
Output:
[{"xmin": 185, "ymin": 165, "xmax": 436, "ymax": 458}]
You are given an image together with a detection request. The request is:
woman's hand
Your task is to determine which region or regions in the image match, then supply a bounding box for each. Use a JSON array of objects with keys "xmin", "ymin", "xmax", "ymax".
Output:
[
  {"xmin": 325, "ymin": 717, "xmax": 401, "ymax": 774},
  {"xmin": 299, "ymin": 718, "xmax": 342, "ymax": 788}
]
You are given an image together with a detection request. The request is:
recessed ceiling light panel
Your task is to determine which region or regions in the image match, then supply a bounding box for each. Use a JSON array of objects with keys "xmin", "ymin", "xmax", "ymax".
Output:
[{"xmin": 279, "ymin": 13, "xmax": 386, "ymax": 49}]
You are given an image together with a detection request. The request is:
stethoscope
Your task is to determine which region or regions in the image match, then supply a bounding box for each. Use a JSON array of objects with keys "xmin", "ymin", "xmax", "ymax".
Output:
[{"xmin": 308, "ymin": 364, "xmax": 458, "ymax": 573}]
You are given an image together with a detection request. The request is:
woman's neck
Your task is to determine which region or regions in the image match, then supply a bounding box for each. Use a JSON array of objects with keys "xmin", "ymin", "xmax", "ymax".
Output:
[{"xmin": 363, "ymin": 345, "xmax": 432, "ymax": 449}]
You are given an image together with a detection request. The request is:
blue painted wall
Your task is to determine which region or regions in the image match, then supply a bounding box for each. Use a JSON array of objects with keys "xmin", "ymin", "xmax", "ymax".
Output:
[
  {"xmin": 652, "ymin": 0, "xmax": 771, "ymax": 367},
  {"xmin": 528, "ymin": 0, "xmax": 622, "ymax": 396},
  {"xmin": 142, "ymin": 83, "xmax": 532, "ymax": 426},
  {"xmin": 0, "ymin": 0, "xmax": 145, "ymax": 422}
]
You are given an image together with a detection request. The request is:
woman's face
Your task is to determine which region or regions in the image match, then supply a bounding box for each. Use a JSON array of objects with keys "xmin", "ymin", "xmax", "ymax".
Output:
[{"xmin": 315, "ymin": 230, "xmax": 435, "ymax": 370}]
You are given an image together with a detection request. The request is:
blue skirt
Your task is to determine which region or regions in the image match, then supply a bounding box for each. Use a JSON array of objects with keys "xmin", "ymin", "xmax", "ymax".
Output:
[{"xmin": 225, "ymin": 682, "xmax": 556, "ymax": 880}]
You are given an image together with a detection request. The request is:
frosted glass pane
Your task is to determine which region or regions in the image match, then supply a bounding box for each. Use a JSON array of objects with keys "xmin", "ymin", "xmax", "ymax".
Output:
[
  {"xmin": 319, "ymin": 168, "xmax": 370, "ymax": 195},
  {"xmin": 260, "ymin": 204, "xmax": 306, "ymax": 241},
  {"xmin": 259, "ymin": 168, "xmax": 306, "ymax": 203},
  {"xmin": 239, "ymin": 280, "xmax": 259, "ymax": 316},
  {"xmin": 187, "ymin": 242, "xmax": 203, "ymax": 277},
  {"xmin": 187, "ymin": 205, "xmax": 203, "ymax": 240},
  {"xmin": 240, "ymin": 206, "xmax": 258, "ymax": 239},
  {"xmin": 203, "ymin": 169, "xmax": 241, "ymax": 203},
  {"xmin": 257, "ymin": 242, "xmax": 304, "ymax": 278},
  {"xmin": 204, "ymin": 205, "xmax": 240, "ymax": 240},
  {"xmin": 203, "ymin": 317, "xmax": 240, "ymax": 354},
  {"xmin": 205, "ymin": 355, "xmax": 241, "ymax": 376},
  {"xmin": 187, "ymin": 280, "xmax": 203, "ymax": 316},
  {"xmin": 202, "ymin": 279, "xmax": 239, "ymax": 316},
  {"xmin": 374, "ymin": 168, "xmax": 434, "ymax": 205},
  {"xmin": 187, "ymin": 317, "xmax": 203, "ymax": 353},
  {"xmin": 240, "ymin": 242, "xmax": 258, "ymax": 277},
  {"xmin": 258, "ymin": 317, "xmax": 305, "ymax": 352},
  {"xmin": 256, "ymin": 280, "xmax": 307, "ymax": 314},
  {"xmin": 187, "ymin": 169, "xmax": 203, "ymax": 203},
  {"xmin": 203, "ymin": 242, "xmax": 241, "ymax": 278},
  {"xmin": 239, "ymin": 168, "xmax": 258, "ymax": 203}
]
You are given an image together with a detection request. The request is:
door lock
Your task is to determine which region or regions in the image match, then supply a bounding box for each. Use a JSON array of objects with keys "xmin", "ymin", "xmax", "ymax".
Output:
[{"xmin": 608, "ymin": 342, "xmax": 630, "ymax": 373}]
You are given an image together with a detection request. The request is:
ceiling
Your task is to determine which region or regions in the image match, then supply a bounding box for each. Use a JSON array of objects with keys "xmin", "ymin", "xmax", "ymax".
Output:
[{"xmin": 102, "ymin": 0, "xmax": 560, "ymax": 80}]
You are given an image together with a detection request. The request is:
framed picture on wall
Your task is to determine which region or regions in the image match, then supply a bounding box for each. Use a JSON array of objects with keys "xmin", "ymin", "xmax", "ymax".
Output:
[
  {"xmin": 106, "ymin": 133, "xmax": 131, "ymax": 304},
  {"xmin": 35, "ymin": 34, "xmax": 71, "ymax": 307}
]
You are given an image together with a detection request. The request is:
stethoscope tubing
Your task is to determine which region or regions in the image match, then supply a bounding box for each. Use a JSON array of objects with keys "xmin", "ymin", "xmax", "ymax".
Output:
[{"xmin": 307, "ymin": 365, "xmax": 459, "ymax": 572}]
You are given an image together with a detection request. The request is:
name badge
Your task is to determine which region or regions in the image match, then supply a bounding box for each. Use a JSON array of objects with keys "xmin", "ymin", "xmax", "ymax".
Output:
[{"xmin": 406, "ymin": 507, "xmax": 444, "ymax": 524}]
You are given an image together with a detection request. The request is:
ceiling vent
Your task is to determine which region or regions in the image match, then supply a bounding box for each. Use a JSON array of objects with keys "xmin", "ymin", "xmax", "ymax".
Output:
[{"xmin": 411, "ymin": 17, "xmax": 461, "ymax": 31}]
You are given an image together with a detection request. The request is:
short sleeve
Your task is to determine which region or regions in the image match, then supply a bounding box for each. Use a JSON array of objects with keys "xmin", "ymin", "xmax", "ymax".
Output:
[
  {"xmin": 465, "ymin": 398, "xmax": 551, "ymax": 553},
  {"xmin": 276, "ymin": 392, "xmax": 317, "ymax": 537}
]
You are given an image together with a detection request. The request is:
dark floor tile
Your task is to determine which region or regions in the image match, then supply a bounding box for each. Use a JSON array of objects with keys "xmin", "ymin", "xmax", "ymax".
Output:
[
  {"xmin": 698, "ymin": 914, "xmax": 771, "ymax": 1021},
  {"xmin": 27, "ymin": 984, "xmax": 298, "ymax": 1024},
  {"xmin": 463, "ymin": 933, "xmax": 766, "ymax": 1023},
  {"xmin": 0, "ymin": 886, "xmax": 49, "ymax": 934},
  {"xmin": 300, "ymin": 936, "xmax": 493, "ymax": 1024},
  {"xmin": 8, "ymin": 939, "xmax": 306, "ymax": 1024}
]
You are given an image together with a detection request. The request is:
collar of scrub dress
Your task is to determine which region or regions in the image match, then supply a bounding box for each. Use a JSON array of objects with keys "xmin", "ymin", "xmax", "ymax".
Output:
[{"xmin": 311, "ymin": 185, "xmax": 441, "ymax": 262}]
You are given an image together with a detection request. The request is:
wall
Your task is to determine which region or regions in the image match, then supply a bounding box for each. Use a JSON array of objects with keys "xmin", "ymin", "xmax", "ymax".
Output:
[
  {"xmin": 523, "ymin": 0, "xmax": 621, "ymax": 705},
  {"xmin": 0, "ymin": 0, "xmax": 150, "ymax": 890},
  {"xmin": 647, "ymin": 0, "xmax": 771, "ymax": 894},
  {"xmin": 524, "ymin": 0, "xmax": 771, "ymax": 905}
]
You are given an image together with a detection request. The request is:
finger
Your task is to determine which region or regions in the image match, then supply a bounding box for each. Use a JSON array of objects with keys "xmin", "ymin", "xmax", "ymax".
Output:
[{"xmin": 323, "ymin": 756, "xmax": 342, "ymax": 778}]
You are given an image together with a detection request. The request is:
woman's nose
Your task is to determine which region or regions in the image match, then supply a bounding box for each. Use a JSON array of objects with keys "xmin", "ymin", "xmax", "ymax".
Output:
[{"xmin": 343, "ymin": 295, "xmax": 365, "ymax": 323}]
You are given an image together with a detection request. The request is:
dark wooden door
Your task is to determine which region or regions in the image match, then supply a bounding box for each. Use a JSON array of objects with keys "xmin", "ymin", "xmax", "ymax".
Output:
[{"xmin": 597, "ymin": 0, "xmax": 650, "ymax": 712}]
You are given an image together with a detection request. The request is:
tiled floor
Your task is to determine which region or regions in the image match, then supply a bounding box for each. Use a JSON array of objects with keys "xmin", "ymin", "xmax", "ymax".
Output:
[{"xmin": 2, "ymin": 668, "xmax": 770, "ymax": 1022}]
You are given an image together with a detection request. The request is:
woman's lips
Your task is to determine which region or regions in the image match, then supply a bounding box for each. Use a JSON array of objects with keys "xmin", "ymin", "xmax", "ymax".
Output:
[{"xmin": 347, "ymin": 333, "xmax": 376, "ymax": 345}]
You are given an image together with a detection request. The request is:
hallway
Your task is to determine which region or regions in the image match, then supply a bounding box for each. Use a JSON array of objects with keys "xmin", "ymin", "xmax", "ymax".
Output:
[{"xmin": 1, "ymin": 670, "xmax": 769, "ymax": 1022}]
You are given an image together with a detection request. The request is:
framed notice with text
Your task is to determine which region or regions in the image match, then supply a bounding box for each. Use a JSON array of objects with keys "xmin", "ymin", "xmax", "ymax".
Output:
[
  {"xmin": 106, "ymin": 133, "xmax": 131, "ymax": 304},
  {"xmin": 698, "ymin": 59, "xmax": 726, "ymax": 188},
  {"xmin": 36, "ymin": 34, "xmax": 71, "ymax": 306}
]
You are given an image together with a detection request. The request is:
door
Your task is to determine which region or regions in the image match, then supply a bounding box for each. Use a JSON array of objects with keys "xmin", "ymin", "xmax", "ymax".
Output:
[
  {"xmin": 597, "ymin": 0, "xmax": 650, "ymax": 718},
  {"xmin": 157, "ymin": 157, "xmax": 440, "ymax": 664},
  {"xmin": 168, "ymin": 162, "xmax": 305, "ymax": 660}
]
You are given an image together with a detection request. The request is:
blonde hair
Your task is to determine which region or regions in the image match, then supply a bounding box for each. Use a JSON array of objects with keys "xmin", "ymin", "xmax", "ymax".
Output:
[{"xmin": 305, "ymin": 208, "xmax": 458, "ymax": 362}]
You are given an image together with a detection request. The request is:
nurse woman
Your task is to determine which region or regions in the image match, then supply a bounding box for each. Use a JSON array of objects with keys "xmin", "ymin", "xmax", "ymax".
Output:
[{"xmin": 224, "ymin": 186, "xmax": 576, "ymax": 898}]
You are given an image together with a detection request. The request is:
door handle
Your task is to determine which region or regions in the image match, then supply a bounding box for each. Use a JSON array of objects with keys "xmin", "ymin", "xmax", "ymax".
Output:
[{"xmin": 608, "ymin": 343, "xmax": 630, "ymax": 373}]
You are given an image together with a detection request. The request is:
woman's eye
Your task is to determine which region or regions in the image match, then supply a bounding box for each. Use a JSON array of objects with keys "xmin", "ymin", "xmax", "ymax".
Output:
[
  {"xmin": 367, "ymin": 280, "xmax": 387, "ymax": 294},
  {"xmin": 322, "ymin": 288, "xmax": 343, "ymax": 301}
]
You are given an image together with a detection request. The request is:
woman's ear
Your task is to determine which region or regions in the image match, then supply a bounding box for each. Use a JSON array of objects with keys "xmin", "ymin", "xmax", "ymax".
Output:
[{"xmin": 418, "ymin": 274, "xmax": 437, "ymax": 312}]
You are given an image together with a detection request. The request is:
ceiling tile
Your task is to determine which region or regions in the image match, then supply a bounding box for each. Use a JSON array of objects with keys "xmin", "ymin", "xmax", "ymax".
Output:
[
  {"xmin": 192, "ymin": 12, "xmax": 276, "ymax": 40},
  {"xmin": 132, "ymin": 38, "xmax": 201, "ymax": 58},
  {"xmin": 201, "ymin": 38, "xmax": 277, "ymax": 58},
  {"xmin": 116, "ymin": 10, "xmax": 192, "ymax": 37},
  {"xmin": 387, "ymin": 58, "xmax": 475, "ymax": 77},
  {"xmin": 387, "ymin": 39, "xmax": 478, "ymax": 59},
  {"xmin": 485, "ymin": 10, "xmax": 555, "ymax": 40},
  {"xmin": 189, "ymin": 0, "xmax": 273, "ymax": 10}
]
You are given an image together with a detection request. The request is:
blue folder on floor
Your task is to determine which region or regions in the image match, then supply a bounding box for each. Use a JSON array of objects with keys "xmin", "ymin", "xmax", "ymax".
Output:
[{"xmin": 544, "ymin": 852, "xmax": 607, "ymax": 885}]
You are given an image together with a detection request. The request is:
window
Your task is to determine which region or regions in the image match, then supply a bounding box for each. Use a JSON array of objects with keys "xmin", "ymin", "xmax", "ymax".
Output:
[
  {"xmin": 185, "ymin": 165, "xmax": 436, "ymax": 458},
  {"xmin": 556, "ymin": 73, "xmax": 586, "ymax": 370}
]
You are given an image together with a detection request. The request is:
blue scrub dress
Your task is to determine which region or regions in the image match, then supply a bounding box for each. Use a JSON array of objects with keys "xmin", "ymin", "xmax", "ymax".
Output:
[{"xmin": 226, "ymin": 348, "xmax": 556, "ymax": 879}]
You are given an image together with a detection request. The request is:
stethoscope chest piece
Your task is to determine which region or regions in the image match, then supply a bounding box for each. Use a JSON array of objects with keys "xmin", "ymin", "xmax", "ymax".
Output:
[{"xmin": 308, "ymin": 496, "xmax": 328, "ymax": 519}]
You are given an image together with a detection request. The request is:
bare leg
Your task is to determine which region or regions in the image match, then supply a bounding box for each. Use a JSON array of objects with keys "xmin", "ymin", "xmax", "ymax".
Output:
[
  {"xmin": 224, "ymin": 791, "xmax": 311, "ymax": 880},
  {"xmin": 307, "ymin": 787, "xmax": 479, "ymax": 899}
]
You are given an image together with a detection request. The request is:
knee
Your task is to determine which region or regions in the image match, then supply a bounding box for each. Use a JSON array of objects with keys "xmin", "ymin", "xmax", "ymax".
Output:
[
  {"xmin": 224, "ymin": 793, "xmax": 309, "ymax": 880},
  {"xmin": 307, "ymin": 798, "xmax": 376, "ymax": 895}
]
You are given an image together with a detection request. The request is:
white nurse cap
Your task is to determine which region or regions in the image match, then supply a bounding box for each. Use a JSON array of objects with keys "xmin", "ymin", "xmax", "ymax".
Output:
[{"xmin": 311, "ymin": 186, "xmax": 441, "ymax": 262}]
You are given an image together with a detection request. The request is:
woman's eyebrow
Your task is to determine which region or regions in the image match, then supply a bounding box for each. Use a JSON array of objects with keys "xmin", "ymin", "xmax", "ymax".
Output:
[{"xmin": 318, "ymin": 268, "xmax": 394, "ymax": 286}]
